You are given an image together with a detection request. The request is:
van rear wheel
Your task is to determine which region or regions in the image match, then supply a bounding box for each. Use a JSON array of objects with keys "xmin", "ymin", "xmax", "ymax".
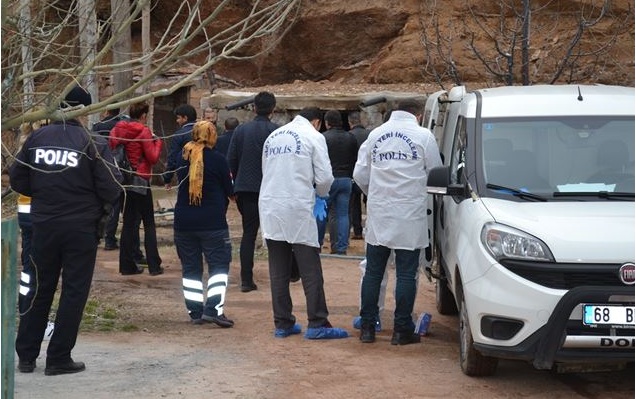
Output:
[{"xmin": 459, "ymin": 296, "xmax": 498, "ymax": 376}]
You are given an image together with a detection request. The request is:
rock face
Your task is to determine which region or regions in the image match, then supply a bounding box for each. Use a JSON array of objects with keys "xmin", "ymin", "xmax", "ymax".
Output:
[{"xmin": 145, "ymin": 0, "xmax": 634, "ymax": 88}]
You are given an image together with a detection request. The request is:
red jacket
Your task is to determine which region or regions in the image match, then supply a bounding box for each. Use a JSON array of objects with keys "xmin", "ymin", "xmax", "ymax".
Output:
[{"xmin": 109, "ymin": 120, "xmax": 163, "ymax": 180}]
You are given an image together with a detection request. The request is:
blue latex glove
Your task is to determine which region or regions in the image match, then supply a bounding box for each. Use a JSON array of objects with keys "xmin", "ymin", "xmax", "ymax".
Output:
[{"xmin": 313, "ymin": 196, "xmax": 328, "ymax": 221}]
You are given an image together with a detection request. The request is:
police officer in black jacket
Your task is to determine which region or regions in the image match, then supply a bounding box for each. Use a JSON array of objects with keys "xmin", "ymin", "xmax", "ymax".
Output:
[{"xmin": 9, "ymin": 85, "xmax": 122, "ymax": 376}]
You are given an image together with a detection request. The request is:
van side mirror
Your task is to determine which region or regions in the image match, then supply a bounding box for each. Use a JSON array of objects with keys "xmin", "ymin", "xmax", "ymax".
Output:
[
  {"xmin": 427, "ymin": 166, "xmax": 450, "ymax": 194},
  {"xmin": 427, "ymin": 166, "xmax": 467, "ymax": 197}
]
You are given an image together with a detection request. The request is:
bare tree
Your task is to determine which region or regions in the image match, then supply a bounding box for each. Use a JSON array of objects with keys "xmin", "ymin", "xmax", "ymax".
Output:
[
  {"xmin": 418, "ymin": 0, "xmax": 633, "ymax": 88},
  {"xmin": 1, "ymin": 0, "xmax": 301, "ymax": 194},
  {"xmin": 418, "ymin": 0, "xmax": 464, "ymax": 88},
  {"xmin": 1, "ymin": 0, "xmax": 302, "ymax": 131}
]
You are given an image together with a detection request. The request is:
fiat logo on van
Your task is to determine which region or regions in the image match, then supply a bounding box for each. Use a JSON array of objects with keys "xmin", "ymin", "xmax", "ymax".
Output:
[{"xmin": 618, "ymin": 263, "xmax": 635, "ymax": 285}]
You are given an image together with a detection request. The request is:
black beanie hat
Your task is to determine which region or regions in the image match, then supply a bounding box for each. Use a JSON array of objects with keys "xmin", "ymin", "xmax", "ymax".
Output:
[{"xmin": 62, "ymin": 85, "xmax": 92, "ymax": 108}]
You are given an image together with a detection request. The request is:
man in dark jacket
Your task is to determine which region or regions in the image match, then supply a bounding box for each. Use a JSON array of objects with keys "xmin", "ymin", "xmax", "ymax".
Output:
[
  {"xmin": 318, "ymin": 109, "xmax": 359, "ymax": 255},
  {"xmin": 347, "ymin": 111, "xmax": 370, "ymax": 239},
  {"xmin": 93, "ymin": 108, "xmax": 129, "ymax": 250},
  {"xmin": 10, "ymin": 85, "xmax": 122, "ymax": 376},
  {"xmin": 163, "ymin": 104, "xmax": 197, "ymax": 189},
  {"xmin": 215, "ymin": 116, "xmax": 239, "ymax": 158},
  {"xmin": 226, "ymin": 92, "xmax": 278, "ymax": 292},
  {"xmin": 92, "ymin": 108, "xmax": 125, "ymax": 137}
]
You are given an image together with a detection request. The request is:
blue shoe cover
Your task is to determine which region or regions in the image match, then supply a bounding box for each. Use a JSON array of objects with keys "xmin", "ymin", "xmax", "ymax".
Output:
[
  {"xmin": 353, "ymin": 316, "xmax": 381, "ymax": 332},
  {"xmin": 304, "ymin": 326, "xmax": 349, "ymax": 339},
  {"xmin": 274, "ymin": 323, "xmax": 302, "ymax": 338}
]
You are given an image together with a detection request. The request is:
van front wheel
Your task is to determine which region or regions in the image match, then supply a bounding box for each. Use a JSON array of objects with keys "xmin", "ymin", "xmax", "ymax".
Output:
[
  {"xmin": 436, "ymin": 276, "xmax": 458, "ymax": 315},
  {"xmin": 459, "ymin": 297, "xmax": 498, "ymax": 376}
]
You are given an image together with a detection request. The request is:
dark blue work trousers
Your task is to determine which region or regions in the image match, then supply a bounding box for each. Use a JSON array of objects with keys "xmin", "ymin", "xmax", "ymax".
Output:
[{"xmin": 175, "ymin": 229, "xmax": 232, "ymax": 320}]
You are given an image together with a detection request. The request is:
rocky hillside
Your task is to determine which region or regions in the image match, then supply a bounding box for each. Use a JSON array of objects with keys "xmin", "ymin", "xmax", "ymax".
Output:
[{"xmin": 146, "ymin": 0, "xmax": 634, "ymax": 88}]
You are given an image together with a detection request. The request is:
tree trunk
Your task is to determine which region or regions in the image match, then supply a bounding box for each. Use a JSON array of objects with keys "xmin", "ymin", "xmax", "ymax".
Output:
[
  {"xmin": 19, "ymin": 0, "xmax": 34, "ymax": 110},
  {"xmin": 521, "ymin": 0, "xmax": 530, "ymax": 86},
  {"xmin": 78, "ymin": 0, "xmax": 98, "ymax": 126},
  {"xmin": 110, "ymin": 0, "xmax": 132, "ymax": 107},
  {"xmin": 142, "ymin": 1, "xmax": 153, "ymax": 131}
]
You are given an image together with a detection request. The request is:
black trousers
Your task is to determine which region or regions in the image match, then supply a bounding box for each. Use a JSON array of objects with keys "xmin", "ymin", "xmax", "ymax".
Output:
[
  {"xmin": 106, "ymin": 193, "xmax": 144, "ymax": 258},
  {"xmin": 103, "ymin": 195, "xmax": 121, "ymax": 247},
  {"xmin": 15, "ymin": 223, "xmax": 97, "ymax": 366},
  {"xmin": 17, "ymin": 211, "xmax": 33, "ymax": 315},
  {"xmin": 119, "ymin": 189, "xmax": 162, "ymax": 274},
  {"xmin": 235, "ymin": 192, "xmax": 260, "ymax": 285},
  {"xmin": 349, "ymin": 182, "xmax": 366, "ymax": 236},
  {"xmin": 266, "ymin": 239, "xmax": 329, "ymax": 329}
]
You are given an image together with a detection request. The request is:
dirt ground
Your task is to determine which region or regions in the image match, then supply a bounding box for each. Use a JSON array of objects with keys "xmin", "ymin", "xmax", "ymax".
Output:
[{"xmin": 12, "ymin": 191, "xmax": 635, "ymax": 399}]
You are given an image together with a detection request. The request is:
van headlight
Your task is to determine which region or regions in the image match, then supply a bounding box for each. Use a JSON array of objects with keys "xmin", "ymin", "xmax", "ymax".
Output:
[{"xmin": 481, "ymin": 222, "xmax": 554, "ymax": 262}]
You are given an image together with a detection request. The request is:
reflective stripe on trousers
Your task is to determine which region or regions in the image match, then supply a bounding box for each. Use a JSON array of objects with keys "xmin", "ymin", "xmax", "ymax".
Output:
[
  {"xmin": 182, "ymin": 273, "xmax": 228, "ymax": 315},
  {"xmin": 207, "ymin": 274, "xmax": 228, "ymax": 315},
  {"xmin": 20, "ymin": 271, "xmax": 31, "ymax": 296}
]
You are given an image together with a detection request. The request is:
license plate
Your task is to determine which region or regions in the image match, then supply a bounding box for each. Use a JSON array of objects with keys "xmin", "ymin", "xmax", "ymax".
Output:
[{"xmin": 583, "ymin": 304, "xmax": 635, "ymax": 328}]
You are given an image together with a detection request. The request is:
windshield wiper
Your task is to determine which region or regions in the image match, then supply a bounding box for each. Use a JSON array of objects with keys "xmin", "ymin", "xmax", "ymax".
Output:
[
  {"xmin": 553, "ymin": 191, "xmax": 634, "ymax": 200},
  {"xmin": 486, "ymin": 183, "xmax": 547, "ymax": 202}
]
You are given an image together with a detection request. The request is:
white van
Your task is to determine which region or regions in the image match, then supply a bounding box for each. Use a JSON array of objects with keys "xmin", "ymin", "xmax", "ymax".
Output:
[{"xmin": 426, "ymin": 85, "xmax": 635, "ymax": 376}]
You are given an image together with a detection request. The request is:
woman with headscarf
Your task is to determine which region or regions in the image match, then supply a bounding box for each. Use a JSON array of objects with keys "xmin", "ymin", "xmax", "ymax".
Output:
[{"xmin": 174, "ymin": 120, "xmax": 235, "ymax": 327}]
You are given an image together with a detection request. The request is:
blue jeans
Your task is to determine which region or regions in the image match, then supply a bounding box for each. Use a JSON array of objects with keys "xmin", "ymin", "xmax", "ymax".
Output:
[
  {"xmin": 174, "ymin": 229, "xmax": 232, "ymax": 319},
  {"xmin": 361, "ymin": 244, "xmax": 420, "ymax": 332},
  {"xmin": 317, "ymin": 177, "xmax": 352, "ymax": 253}
]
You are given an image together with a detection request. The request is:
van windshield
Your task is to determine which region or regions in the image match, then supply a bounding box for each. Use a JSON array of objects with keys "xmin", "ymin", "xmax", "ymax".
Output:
[{"xmin": 480, "ymin": 116, "xmax": 634, "ymax": 198}]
